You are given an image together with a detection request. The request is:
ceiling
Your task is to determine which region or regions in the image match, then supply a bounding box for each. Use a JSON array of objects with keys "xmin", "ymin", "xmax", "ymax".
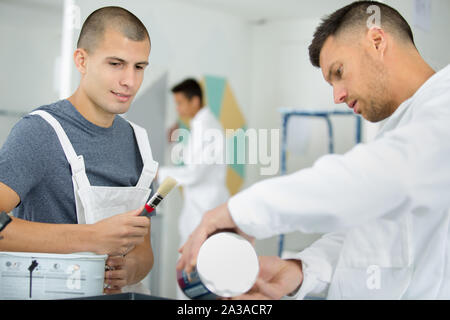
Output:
[
  {"xmin": 3, "ymin": 0, "xmax": 356, "ymax": 22},
  {"xmin": 170, "ymin": 0, "xmax": 355, "ymax": 22}
]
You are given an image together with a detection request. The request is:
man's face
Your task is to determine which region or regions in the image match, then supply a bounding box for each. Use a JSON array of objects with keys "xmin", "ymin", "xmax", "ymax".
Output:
[
  {"xmin": 81, "ymin": 28, "xmax": 150, "ymax": 116},
  {"xmin": 319, "ymin": 34, "xmax": 396, "ymax": 123},
  {"xmin": 173, "ymin": 92, "xmax": 200, "ymax": 118}
]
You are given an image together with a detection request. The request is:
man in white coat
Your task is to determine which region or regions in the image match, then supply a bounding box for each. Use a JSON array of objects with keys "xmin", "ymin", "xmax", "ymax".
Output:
[
  {"xmin": 177, "ymin": 1, "xmax": 450, "ymax": 300},
  {"xmin": 158, "ymin": 78, "xmax": 229, "ymax": 246}
]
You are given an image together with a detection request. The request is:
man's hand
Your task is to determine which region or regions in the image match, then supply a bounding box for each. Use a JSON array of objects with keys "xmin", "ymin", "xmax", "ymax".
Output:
[
  {"xmin": 91, "ymin": 207, "xmax": 149, "ymax": 256},
  {"xmin": 231, "ymin": 256, "xmax": 303, "ymax": 300},
  {"xmin": 104, "ymin": 255, "xmax": 138, "ymax": 294},
  {"xmin": 176, "ymin": 202, "xmax": 254, "ymax": 275}
]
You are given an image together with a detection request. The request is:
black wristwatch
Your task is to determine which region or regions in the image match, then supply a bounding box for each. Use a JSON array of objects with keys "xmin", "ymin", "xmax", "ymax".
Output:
[{"xmin": 0, "ymin": 211, "xmax": 12, "ymax": 233}]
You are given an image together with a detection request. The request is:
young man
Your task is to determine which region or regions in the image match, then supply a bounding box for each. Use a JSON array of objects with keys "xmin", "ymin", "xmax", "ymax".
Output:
[
  {"xmin": 159, "ymin": 79, "xmax": 229, "ymax": 299},
  {"xmin": 0, "ymin": 6, "xmax": 158, "ymax": 294},
  {"xmin": 158, "ymin": 79, "xmax": 229, "ymax": 248},
  {"xmin": 177, "ymin": 1, "xmax": 450, "ymax": 299}
]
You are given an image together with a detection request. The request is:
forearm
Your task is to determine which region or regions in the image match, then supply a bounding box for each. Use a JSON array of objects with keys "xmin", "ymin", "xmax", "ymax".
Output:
[
  {"xmin": 0, "ymin": 216, "xmax": 97, "ymax": 253},
  {"xmin": 229, "ymin": 142, "xmax": 410, "ymax": 238}
]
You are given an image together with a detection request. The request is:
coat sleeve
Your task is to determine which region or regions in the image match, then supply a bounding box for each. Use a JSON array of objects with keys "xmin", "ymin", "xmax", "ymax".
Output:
[{"xmin": 228, "ymin": 114, "xmax": 450, "ymax": 239}]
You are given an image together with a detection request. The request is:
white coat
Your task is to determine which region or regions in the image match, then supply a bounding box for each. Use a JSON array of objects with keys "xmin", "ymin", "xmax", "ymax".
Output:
[
  {"xmin": 228, "ymin": 65, "xmax": 450, "ymax": 299},
  {"xmin": 159, "ymin": 107, "xmax": 229, "ymax": 244}
]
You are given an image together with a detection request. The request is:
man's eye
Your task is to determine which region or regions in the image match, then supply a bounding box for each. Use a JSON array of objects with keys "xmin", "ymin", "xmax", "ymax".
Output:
[
  {"xmin": 336, "ymin": 67, "xmax": 343, "ymax": 77},
  {"xmin": 109, "ymin": 62, "xmax": 121, "ymax": 66}
]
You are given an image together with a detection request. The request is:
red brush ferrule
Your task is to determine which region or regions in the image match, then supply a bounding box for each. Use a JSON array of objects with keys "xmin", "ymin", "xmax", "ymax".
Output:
[{"xmin": 145, "ymin": 204, "xmax": 155, "ymax": 213}]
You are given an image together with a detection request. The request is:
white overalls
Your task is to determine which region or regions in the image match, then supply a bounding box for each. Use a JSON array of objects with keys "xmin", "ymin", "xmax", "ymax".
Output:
[{"xmin": 31, "ymin": 110, "xmax": 158, "ymax": 294}]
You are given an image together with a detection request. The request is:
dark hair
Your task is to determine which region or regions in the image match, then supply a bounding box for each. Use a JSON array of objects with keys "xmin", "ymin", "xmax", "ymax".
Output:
[
  {"xmin": 309, "ymin": 1, "xmax": 415, "ymax": 68},
  {"xmin": 77, "ymin": 6, "xmax": 150, "ymax": 53},
  {"xmin": 171, "ymin": 79, "xmax": 203, "ymax": 105}
]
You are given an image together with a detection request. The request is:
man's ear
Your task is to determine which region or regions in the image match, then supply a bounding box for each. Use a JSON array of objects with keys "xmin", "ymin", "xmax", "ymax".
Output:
[
  {"xmin": 367, "ymin": 27, "xmax": 387, "ymax": 58},
  {"xmin": 73, "ymin": 48, "xmax": 89, "ymax": 75}
]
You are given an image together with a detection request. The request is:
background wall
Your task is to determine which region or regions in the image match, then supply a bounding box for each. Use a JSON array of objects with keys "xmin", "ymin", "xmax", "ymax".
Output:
[
  {"xmin": 0, "ymin": 0, "xmax": 63, "ymax": 144},
  {"xmin": 1, "ymin": 0, "xmax": 449, "ymax": 299}
]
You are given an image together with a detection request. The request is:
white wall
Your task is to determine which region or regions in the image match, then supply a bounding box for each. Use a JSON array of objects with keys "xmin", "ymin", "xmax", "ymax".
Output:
[
  {"xmin": 387, "ymin": 0, "xmax": 450, "ymax": 70},
  {"xmin": 0, "ymin": 0, "xmax": 62, "ymax": 145}
]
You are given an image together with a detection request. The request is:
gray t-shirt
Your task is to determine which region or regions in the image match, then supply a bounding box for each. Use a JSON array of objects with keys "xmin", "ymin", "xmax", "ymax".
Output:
[{"xmin": 0, "ymin": 99, "xmax": 148, "ymax": 224}]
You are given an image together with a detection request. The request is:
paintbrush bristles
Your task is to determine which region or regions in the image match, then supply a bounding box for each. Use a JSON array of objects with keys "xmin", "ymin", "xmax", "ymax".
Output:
[{"xmin": 156, "ymin": 176, "xmax": 178, "ymax": 197}]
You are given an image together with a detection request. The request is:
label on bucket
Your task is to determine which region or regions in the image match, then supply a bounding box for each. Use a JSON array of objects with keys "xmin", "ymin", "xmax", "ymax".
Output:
[{"xmin": 0, "ymin": 252, "xmax": 107, "ymax": 300}]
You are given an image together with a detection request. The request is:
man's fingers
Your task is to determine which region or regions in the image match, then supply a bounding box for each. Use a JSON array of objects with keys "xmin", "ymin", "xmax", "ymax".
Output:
[
  {"xmin": 231, "ymin": 292, "xmax": 271, "ymax": 300},
  {"xmin": 176, "ymin": 241, "xmax": 197, "ymax": 274},
  {"xmin": 121, "ymin": 208, "xmax": 150, "ymax": 231},
  {"xmin": 126, "ymin": 206, "xmax": 145, "ymax": 217},
  {"xmin": 127, "ymin": 216, "xmax": 150, "ymax": 229},
  {"xmin": 177, "ymin": 203, "xmax": 242, "ymax": 274},
  {"xmin": 185, "ymin": 256, "xmax": 197, "ymax": 275},
  {"xmin": 104, "ymin": 287, "xmax": 122, "ymax": 295},
  {"xmin": 176, "ymin": 234, "xmax": 195, "ymax": 272},
  {"xmin": 105, "ymin": 269, "xmax": 125, "ymax": 279},
  {"xmin": 105, "ymin": 269, "xmax": 127, "ymax": 289},
  {"xmin": 106, "ymin": 256, "xmax": 125, "ymax": 269},
  {"xmin": 105, "ymin": 278, "xmax": 127, "ymax": 289},
  {"xmin": 184, "ymin": 230, "xmax": 209, "ymax": 274}
]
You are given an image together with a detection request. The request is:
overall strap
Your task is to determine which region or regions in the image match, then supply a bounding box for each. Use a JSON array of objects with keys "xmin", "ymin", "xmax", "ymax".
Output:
[
  {"xmin": 128, "ymin": 121, "xmax": 159, "ymax": 189},
  {"xmin": 30, "ymin": 110, "xmax": 90, "ymax": 189}
]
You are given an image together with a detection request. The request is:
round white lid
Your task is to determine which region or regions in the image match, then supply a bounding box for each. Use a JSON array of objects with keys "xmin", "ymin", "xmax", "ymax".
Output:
[{"xmin": 196, "ymin": 232, "xmax": 259, "ymax": 298}]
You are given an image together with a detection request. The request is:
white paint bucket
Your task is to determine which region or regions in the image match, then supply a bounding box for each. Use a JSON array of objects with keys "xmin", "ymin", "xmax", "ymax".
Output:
[
  {"xmin": 0, "ymin": 252, "xmax": 107, "ymax": 300},
  {"xmin": 177, "ymin": 232, "xmax": 259, "ymax": 299}
]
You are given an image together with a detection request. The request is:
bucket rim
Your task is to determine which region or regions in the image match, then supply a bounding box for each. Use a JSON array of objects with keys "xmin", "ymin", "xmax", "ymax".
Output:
[{"xmin": 0, "ymin": 251, "xmax": 108, "ymax": 260}]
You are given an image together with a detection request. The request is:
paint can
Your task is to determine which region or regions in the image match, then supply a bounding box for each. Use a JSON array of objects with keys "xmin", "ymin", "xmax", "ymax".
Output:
[
  {"xmin": 0, "ymin": 251, "xmax": 107, "ymax": 300},
  {"xmin": 177, "ymin": 232, "xmax": 259, "ymax": 299}
]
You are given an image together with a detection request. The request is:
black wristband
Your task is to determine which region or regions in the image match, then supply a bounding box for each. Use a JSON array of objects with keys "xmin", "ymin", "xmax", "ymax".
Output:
[{"xmin": 0, "ymin": 211, "xmax": 12, "ymax": 233}]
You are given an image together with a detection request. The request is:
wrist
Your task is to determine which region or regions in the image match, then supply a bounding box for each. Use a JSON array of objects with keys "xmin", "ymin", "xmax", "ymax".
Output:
[
  {"xmin": 75, "ymin": 223, "xmax": 99, "ymax": 254},
  {"xmin": 125, "ymin": 255, "xmax": 139, "ymax": 285},
  {"xmin": 286, "ymin": 259, "xmax": 303, "ymax": 297},
  {"xmin": 126, "ymin": 247, "xmax": 152, "ymax": 285},
  {"xmin": 205, "ymin": 203, "xmax": 235, "ymax": 232}
]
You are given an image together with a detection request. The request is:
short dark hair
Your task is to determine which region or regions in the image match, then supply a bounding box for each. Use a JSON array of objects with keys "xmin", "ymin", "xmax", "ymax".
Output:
[
  {"xmin": 171, "ymin": 79, "xmax": 203, "ymax": 105},
  {"xmin": 77, "ymin": 6, "xmax": 150, "ymax": 53},
  {"xmin": 309, "ymin": 1, "xmax": 415, "ymax": 68}
]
